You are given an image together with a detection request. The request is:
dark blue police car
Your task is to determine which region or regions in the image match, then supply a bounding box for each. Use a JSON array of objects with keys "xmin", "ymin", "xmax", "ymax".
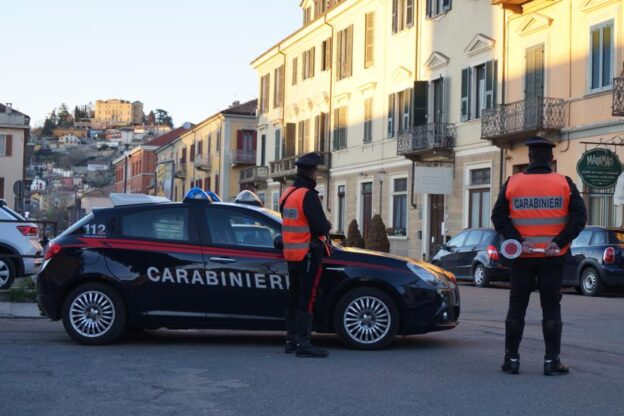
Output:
[{"xmin": 37, "ymin": 191, "xmax": 459, "ymax": 350}]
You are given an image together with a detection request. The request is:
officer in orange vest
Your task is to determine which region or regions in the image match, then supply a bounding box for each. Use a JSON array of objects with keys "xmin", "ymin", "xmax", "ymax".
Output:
[
  {"xmin": 492, "ymin": 136, "xmax": 586, "ymax": 375},
  {"xmin": 280, "ymin": 152, "xmax": 332, "ymax": 358}
]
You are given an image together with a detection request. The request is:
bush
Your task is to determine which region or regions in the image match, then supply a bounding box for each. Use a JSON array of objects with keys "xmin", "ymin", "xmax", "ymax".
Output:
[
  {"xmin": 365, "ymin": 215, "xmax": 390, "ymax": 253},
  {"xmin": 346, "ymin": 219, "xmax": 365, "ymax": 248}
]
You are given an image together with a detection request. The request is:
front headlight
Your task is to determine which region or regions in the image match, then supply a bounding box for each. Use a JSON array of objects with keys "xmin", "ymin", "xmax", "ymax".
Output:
[{"xmin": 406, "ymin": 262, "xmax": 451, "ymax": 288}]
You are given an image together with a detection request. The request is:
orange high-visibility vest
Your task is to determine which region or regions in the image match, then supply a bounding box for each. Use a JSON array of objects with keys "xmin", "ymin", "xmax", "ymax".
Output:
[
  {"xmin": 506, "ymin": 172, "xmax": 571, "ymax": 258},
  {"xmin": 280, "ymin": 186, "xmax": 312, "ymax": 261}
]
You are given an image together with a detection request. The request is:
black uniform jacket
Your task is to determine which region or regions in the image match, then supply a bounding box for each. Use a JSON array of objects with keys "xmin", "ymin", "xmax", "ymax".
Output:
[
  {"xmin": 282, "ymin": 174, "xmax": 332, "ymax": 240},
  {"xmin": 491, "ymin": 163, "xmax": 587, "ymax": 250}
]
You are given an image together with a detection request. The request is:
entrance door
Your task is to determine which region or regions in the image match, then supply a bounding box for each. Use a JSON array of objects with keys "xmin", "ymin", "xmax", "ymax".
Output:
[
  {"xmin": 361, "ymin": 182, "xmax": 373, "ymax": 241},
  {"xmin": 429, "ymin": 194, "xmax": 445, "ymax": 257}
]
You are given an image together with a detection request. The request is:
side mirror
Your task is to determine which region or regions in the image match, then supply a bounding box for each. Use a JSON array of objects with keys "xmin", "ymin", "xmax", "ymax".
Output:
[
  {"xmin": 274, "ymin": 235, "xmax": 283, "ymax": 250},
  {"xmin": 440, "ymin": 243, "xmax": 449, "ymax": 251}
]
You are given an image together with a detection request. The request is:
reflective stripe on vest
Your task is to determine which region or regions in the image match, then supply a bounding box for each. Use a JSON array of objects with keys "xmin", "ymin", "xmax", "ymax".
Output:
[
  {"xmin": 279, "ymin": 186, "xmax": 312, "ymax": 261},
  {"xmin": 506, "ymin": 172, "xmax": 571, "ymax": 257}
]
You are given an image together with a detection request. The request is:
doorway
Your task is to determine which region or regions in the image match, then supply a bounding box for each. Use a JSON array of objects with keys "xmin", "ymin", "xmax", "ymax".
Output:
[
  {"xmin": 361, "ymin": 182, "xmax": 373, "ymax": 241},
  {"xmin": 429, "ymin": 194, "xmax": 445, "ymax": 257}
]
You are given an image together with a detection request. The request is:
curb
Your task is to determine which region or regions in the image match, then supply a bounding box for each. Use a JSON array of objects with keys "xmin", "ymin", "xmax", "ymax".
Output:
[{"xmin": 0, "ymin": 301, "xmax": 45, "ymax": 319}]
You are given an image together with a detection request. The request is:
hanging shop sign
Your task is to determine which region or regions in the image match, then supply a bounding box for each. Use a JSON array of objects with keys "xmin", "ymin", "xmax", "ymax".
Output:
[{"xmin": 577, "ymin": 148, "xmax": 623, "ymax": 189}]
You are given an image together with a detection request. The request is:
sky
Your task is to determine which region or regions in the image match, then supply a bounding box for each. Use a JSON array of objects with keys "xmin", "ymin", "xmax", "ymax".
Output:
[{"xmin": 0, "ymin": 0, "xmax": 301, "ymax": 127}]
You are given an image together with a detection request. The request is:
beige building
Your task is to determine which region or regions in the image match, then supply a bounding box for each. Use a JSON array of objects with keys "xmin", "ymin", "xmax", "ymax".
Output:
[
  {"xmin": 157, "ymin": 100, "xmax": 258, "ymax": 202},
  {"xmin": 94, "ymin": 99, "xmax": 144, "ymax": 127},
  {"xmin": 0, "ymin": 102, "xmax": 30, "ymax": 211}
]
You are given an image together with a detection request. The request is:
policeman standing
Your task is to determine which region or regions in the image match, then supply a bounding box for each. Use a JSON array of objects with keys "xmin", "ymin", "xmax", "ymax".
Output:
[
  {"xmin": 279, "ymin": 152, "xmax": 331, "ymax": 358},
  {"xmin": 492, "ymin": 137, "xmax": 586, "ymax": 375}
]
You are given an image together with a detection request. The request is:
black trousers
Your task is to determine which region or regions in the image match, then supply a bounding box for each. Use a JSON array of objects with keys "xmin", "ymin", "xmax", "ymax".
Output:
[
  {"xmin": 286, "ymin": 247, "xmax": 323, "ymax": 318},
  {"xmin": 506, "ymin": 257, "xmax": 564, "ymax": 322}
]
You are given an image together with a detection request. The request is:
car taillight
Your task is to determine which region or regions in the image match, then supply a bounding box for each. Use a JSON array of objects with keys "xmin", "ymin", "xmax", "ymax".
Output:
[
  {"xmin": 44, "ymin": 243, "xmax": 62, "ymax": 261},
  {"xmin": 17, "ymin": 225, "xmax": 38, "ymax": 237},
  {"xmin": 487, "ymin": 244, "xmax": 500, "ymax": 262},
  {"xmin": 603, "ymin": 247, "xmax": 615, "ymax": 264}
]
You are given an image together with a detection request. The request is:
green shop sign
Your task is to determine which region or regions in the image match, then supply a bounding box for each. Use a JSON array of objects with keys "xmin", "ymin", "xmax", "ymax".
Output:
[{"xmin": 577, "ymin": 148, "xmax": 623, "ymax": 189}]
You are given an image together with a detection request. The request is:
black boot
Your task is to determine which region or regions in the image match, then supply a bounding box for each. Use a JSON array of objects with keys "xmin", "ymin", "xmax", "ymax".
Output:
[
  {"xmin": 284, "ymin": 310, "xmax": 297, "ymax": 354},
  {"xmin": 501, "ymin": 320, "xmax": 524, "ymax": 374},
  {"xmin": 543, "ymin": 320, "xmax": 569, "ymax": 376},
  {"xmin": 295, "ymin": 312, "xmax": 328, "ymax": 358}
]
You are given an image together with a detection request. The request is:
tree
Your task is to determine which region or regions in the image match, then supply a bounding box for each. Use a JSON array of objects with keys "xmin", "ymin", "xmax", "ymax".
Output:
[
  {"xmin": 365, "ymin": 215, "xmax": 390, "ymax": 253},
  {"xmin": 42, "ymin": 117, "xmax": 55, "ymax": 136},
  {"xmin": 154, "ymin": 109, "xmax": 173, "ymax": 127},
  {"xmin": 146, "ymin": 110, "xmax": 156, "ymax": 125},
  {"xmin": 346, "ymin": 219, "xmax": 365, "ymax": 248}
]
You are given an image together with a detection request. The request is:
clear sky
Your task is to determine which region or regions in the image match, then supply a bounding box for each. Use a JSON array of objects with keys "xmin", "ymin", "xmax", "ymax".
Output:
[{"xmin": 1, "ymin": 0, "xmax": 301, "ymax": 127}]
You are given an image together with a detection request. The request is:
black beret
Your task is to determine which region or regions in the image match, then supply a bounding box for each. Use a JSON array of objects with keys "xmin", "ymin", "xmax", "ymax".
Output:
[
  {"xmin": 295, "ymin": 152, "xmax": 322, "ymax": 167},
  {"xmin": 525, "ymin": 136, "xmax": 555, "ymax": 148}
]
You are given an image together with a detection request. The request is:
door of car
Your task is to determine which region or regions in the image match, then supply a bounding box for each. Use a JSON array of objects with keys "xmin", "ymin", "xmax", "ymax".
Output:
[
  {"xmin": 564, "ymin": 229, "xmax": 592, "ymax": 285},
  {"xmin": 434, "ymin": 230, "xmax": 469, "ymax": 276},
  {"xmin": 455, "ymin": 230, "xmax": 484, "ymax": 278},
  {"xmin": 200, "ymin": 204, "xmax": 288, "ymax": 324},
  {"xmin": 106, "ymin": 204, "xmax": 208, "ymax": 321}
]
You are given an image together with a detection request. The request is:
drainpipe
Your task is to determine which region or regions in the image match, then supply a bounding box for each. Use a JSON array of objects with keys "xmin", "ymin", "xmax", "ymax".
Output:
[
  {"xmin": 499, "ymin": 7, "xmax": 507, "ymax": 188},
  {"xmin": 323, "ymin": 13, "xmax": 335, "ymax": 212},
  {"xmin": 410, "ymin": 0, "xmax": 420, "ymax": 210},
  {"xmin": 277, "ymin": 44, "xmax": 287, "ymax": 196}
]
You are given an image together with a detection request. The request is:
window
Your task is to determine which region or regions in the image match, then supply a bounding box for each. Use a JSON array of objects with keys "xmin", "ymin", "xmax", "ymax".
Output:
[
  {"xmin": 365, "ymin": 12, "xmax": 375, "ymax": 68},
  {"xmin": 272, "ymin": 191, "xmax": 279, "ymax": 212},
  {"xmin": 461, "ymin": 60, "xmax": 497, "ymax": 121},
  {"xmin": 321, "ymin": 38, "xmax": 332, "ymax": 71},
  {"xmin": 586, "ymin": 185, "xmax": 615, "ymax": 226},
  {"xmin": 400, "ymin": 89, "xmax": 412, "ymax": 131},
  {"xmin": 297, "ymin": 119, "xmax": 310, "ymax": 154},
  {"xmin": 302, "ymin": 47, "xmax": 315, "ymax": 80},
  {"xmin": 388, "ymin": 88, "xmax": 413, "ymax": 136},
  {"xmin": 427, "ymin": 0, "xmax": 451, "ymax": 18},
  {"xmin": 260, "ymin": 134, "xmax": 266, "ymax": 166},
  {"xmin": 590, "ymin": 20, "xmax": 614, "ymax": 92},
  {"xmin": 464, "ymin": 230, "xmax": 483, "ymax": 248},
  {"xmin": 337, "ymin": 185, "xmax": 346, "ymax": 233},
  {"xmin": 121, "ymin": 207, "xmax": 188, "ymax": 241},
  {"xmin": 333, "ymin": 106, "xmax": 348, "ymax": 150},
  {"xmin": 391, "ymin": 178, "xmax": 407, "ymax": 236},
  {"xmin": 260, "ymin": 73, "xmax": 270, "ymax": 114},
  {"xmin": 315, "ymin": 112, "xmax": 329, "ymax": 152},
  {"xmin": 303, "ymin": 6, "xmax": 312, "ymax": 25},
  {"xmin": 292, "ymin": 57, "xmax": 298, "ymax": 85},
  {"xmin": 364, "ymin": 98, "xmax": 373, "ymax": 143},
  {"xmin": 468, "ymin": 167, "xmax": 491, "ymax": 228},
  {"xmin": 0, "ymin": 134, "xmax": 12, "ymax": 157},
  {"xmin": 205, "ymin": 208, "xmax": 279, "ymax": 248},
  {"xmin": 336, "ymin": 25, "xmax": 353, "ymax": 80},
  {"xmin": 571, "ymin": 230, "xmax": 592, "ymax": 248},
  {"xmin": 591, "ymin": 231, "xmax": 607, "ymax": 246},
  {"xmin": 447, "ymin": 230, "xmax": 467, "ymax": 249},
  {"xmin": 387, "ymin": 93, "xmax": 396, "ymax": 137},
  {"xmin": 273, "ymin": 65, "xmax": 284, "ymax": 108},
  {"xmin": 274, "ymin": 129, "xmax": 281, "ymax": 160},
  {"xmin": 392, "ymin": 0, "xmax": 414, "ymax": 33}
]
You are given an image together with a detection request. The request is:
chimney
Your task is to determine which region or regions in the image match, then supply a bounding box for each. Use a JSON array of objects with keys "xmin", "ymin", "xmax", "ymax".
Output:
[
  {"xmin": 6, "ymin": 103, "xmax": 12, "ymax": 114},
  {"xmin": 231, "ymin": 100, "xmax": 240, "ymax": 107}
]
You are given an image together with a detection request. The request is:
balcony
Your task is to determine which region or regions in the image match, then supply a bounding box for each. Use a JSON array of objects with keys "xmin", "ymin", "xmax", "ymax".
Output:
[
  {"xmin": 613, "ymin": 77, "xmax": 624, "ymax": 117},
  {"xmin": 269, "ymin": 152, "xmax": 330, "ymax": 183},
  {"xmin": 230, "ymin": 149, "xmax": 256, "ymax": 165},
  {"xmin": 174, "ymin": 162, "xmax": 187, "ymax": 179},
  {"xmin": 481, "ymin": 97, "xmax": 565, "ymax": 147},
  {"xmin": 397, "ymin": 123, "xmax": 456, "ymax": 162},
  {"xmin": 239, "ymin": 166, "xmax": 269, "ymax": 187},
  {"xmin": 194, "ymin": 154, "xmax": 211, "ymax": 171},
  {"xmin": 491, "ymin": 0, "xmax": 531, "ymax": 11}
]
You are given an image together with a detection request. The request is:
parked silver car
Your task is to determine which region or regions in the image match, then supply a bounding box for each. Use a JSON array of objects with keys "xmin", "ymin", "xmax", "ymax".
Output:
[{"xmin": 0, "ymin": 200, "xmax": 43, "ymax": 289}]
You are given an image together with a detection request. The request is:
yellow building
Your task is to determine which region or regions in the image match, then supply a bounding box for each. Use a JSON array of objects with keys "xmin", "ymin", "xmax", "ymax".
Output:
[
  {"xmin": 161, "ymin": 100, "xmax": 258, "ymax": 202},
  {"xmin": 94, "ymin": 99, "xmax": 144, "ymax": 127}
]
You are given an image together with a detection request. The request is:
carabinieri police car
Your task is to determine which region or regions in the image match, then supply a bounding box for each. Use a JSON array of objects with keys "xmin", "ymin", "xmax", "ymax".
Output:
[{"xmin": 37, "ymin": 189, "xmax": 460, "ymax": 350}]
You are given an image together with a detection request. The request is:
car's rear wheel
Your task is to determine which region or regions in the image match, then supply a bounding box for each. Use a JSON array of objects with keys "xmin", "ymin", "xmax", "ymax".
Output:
[
  {"xmin": 580, "ymin": 267, "xmax": 603, "ymax": 297},
  {"xmin": 62, "ymin": 282, "xmax": 126, "ymax": 345},
  {"xmin": 0, "ymin": 256, "xmax": 16, "ymax": 290},
  {"xmin": 473, "ymin": 264, "xmax": 489, "ymax": 288},
  {"xmin": 334, "ymin": 287, "xmax": 399, "ymax": 350}
]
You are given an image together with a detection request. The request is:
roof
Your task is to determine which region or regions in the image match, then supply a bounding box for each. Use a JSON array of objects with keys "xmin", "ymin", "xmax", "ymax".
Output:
[
  {"xmin": 221, "ymin": 99, "xmax": 258, "ymax": 116},
  {"xmin": 145, "ymin": 125, "xmax": 195, "ymax": 147},
  {"xmin": 0, "ymin": 102, "xmax": 29, "ymax": 117},
  {"xmin": 82, "ymin": 185, "xmax": 115, "ymax": 198}
]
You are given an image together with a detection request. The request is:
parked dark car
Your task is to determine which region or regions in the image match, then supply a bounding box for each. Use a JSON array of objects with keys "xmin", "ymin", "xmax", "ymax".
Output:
[
  {"xmin": 563, "ymin": 226, "xmax": 624, "ymax": 296},
  {"xmin": 431, "ymin": 228, "xmax": 509, "ymax": 287}
]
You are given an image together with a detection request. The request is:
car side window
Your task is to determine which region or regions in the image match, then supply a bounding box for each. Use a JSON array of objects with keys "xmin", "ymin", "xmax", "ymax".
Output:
[
  {"xmin": 205, "ymin": 208, "xmax": 279, "ymax": 249},
  {"xmin": 447, "ymin": 231, "xmax": 468, "ymax": 248},
  {"xmin": 120, "ymin": 207, "xmax": 188, "ymax": 241},
  {"xmin": 590, "ymin": 231, "xmax": 607, "ymax": 246},
  {"xmin": 464, "ymin": 231, "xmax": 483, "ymax": 248},
  {"xmin": 571, "ymin": 230, "xmax": 592, "ymax": 248}
]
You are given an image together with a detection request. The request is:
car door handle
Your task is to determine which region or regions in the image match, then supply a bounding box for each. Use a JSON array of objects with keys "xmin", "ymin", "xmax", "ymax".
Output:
[{"xmin": 209, "ymin": 257, "xmax": 236, "ymax": 264}]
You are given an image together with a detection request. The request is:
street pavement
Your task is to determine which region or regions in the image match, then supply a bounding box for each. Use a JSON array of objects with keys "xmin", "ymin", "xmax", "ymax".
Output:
[{"xmin": 0, "ymin": 284, "xmax": 623, "ymax": 416}]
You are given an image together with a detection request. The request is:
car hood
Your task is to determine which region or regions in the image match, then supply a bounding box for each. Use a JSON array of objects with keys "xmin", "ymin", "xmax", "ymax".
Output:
[{"xmin": 336, "ymin": 246, "xmax": 450, "ymax": 276}]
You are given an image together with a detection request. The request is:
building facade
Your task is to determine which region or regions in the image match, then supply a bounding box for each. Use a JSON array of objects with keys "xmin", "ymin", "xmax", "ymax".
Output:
[
  {"xmin": 0, "ymin": 103, "xmax": 30, "ymax": 211},
  {"xmin": 94, "ymin": 99, "xmax": 144, "ymax": 127}
]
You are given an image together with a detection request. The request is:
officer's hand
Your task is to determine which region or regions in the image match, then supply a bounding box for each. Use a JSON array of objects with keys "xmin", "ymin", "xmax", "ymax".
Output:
[
  {"xmin": 521, "ymin": 241, "xmax": 534, "ymax": 254},
  {"xmin": 545, "ymin": 242, "xmax": 561, "ymax": 256}
]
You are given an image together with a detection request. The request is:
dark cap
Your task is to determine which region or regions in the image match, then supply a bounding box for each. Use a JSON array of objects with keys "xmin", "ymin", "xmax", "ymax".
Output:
[
  {"xmin": 295, "ymin": 152, "xmax": 322, "ymax": 167},
  {"xmin": 525, "ymin": 136, "xmax": 555, "ymax": 148}
]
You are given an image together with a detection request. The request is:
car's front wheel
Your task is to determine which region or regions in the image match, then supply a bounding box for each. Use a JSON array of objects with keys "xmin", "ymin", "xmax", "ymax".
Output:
[
  {"xmin": 580, "ymin": 267, "xmax": 603, "ymax": 297},
  {"xmin": 473, "ymin": 263, "xmax": 489, "ymax": 288},
  {"xmin": 0, "ymin": 256, "xmax": 16, "ymax": 290},
  {"xmin": 62, "ymin": 282, "xmax": 126, "ymax": 345},
  {"xmin": 334, "ymin": 287, "xmax": 399, "ymax": 350}
]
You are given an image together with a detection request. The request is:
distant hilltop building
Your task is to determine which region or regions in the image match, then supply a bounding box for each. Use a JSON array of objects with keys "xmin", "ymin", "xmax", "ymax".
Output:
[{"xmin": 94, "ymin": 99, "xmax": 143, "ymax": 127}]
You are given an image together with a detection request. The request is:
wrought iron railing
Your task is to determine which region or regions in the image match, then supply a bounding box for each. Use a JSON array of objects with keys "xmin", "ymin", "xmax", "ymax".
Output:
[
  {"xmin": 193, "ymin": 154, "xmax": 211, "ymax": 171},
  {"xmin": 239, "ymin": 166, "xmax": 269, "ymax": 184},
  {"xmin": 269, "ymin": 152, "xmax": 330, "ymax": 179},
  {"xmin": 481, "ymin": 97, "xmax": 565, "ymax": 140},
  {"xmin": 231, "ymin": 149, "xmax": 256, "ymax": 164},
  {"xmin": 397, "ymin": 123, "xmax": 456, "ymax": 156},
  {"xmin": 613, "ymin": 77, "xmax": 624, "ymax": 117}
]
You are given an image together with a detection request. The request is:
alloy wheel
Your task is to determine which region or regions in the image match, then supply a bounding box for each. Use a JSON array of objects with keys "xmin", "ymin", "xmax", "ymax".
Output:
[
  {"xmin": 69, "ymin": 291, "xmax": 116, "ymax": 338},
  {"xmin": 0, "ymin": 260, "xmax": 10, "ymax": 287},
  {"xmin": 343, "ymin": 296, "xmax": 391, "ymax": 345}
]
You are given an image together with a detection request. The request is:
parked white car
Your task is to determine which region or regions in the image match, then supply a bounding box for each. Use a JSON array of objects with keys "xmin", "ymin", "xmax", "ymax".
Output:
[{"xmin": 0, "ymin": 200, "xmax": 43, "ymax": 289}]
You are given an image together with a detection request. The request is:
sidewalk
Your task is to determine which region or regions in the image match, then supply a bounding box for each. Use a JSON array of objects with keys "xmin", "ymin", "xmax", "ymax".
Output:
[{"xmin": 0, "ymin": 301, "xmax": 43, "ymax": 318}]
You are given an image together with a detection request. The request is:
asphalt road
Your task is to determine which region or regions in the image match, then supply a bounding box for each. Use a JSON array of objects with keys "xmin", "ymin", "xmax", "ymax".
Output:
[{"xmin": 1, "ymin": 284, "xmax": 623, "ymax": 416}]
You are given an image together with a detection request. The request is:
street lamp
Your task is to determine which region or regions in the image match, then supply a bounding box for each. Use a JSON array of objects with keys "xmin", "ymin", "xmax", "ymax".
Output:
[{"xmin": 122, "ymin": 132, "xmax": 133, "ymax": 194}]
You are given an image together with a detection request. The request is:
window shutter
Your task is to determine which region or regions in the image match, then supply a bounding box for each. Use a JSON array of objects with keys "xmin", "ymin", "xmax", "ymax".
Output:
[
  {"xmin": 412, "ymin": 81, "xmax": 428, "ymax": 126},
  {"xmin": 392, "ymin": 0, "xmax": 398, "ymax": 33},
  {"xmin": 387, "ymin": 93, "xmax": 395, "ymax": 137},
  {"xmin": 5, "ymin": 135, "xmax": 12, "ymax": 157},
  {"xmin": 442, "ymin": 77, "xmax": 450, "ymax": 123},
  {"xmin": 314, "ymin": 115, "xmax": 321, "ymax": 151},
  {"xmin": 336, "ymin": 30, "xmax": 343, "ymax": 79},
  {"xmin": 311, "ymin": 47, "xmax": 315, "ymax": 78},
  {"xmin": 198, "ymin": 140, "xmax": 203, "ymax": 156},
  {"xmin": 365, "ymin": 13, "xmax": 374, "ymax": 68},
  {"xmin": 602, "ymin": 24, "xmax": 612, "ymax": 88},
  {"xmin": 426, "ymin": 0, "xmax": 432, "ymax": 17},
  {"xmin": 252, "ymin": 131, "xmax": 257, "ymax": 151},
  {"xmin": 461, "ymin": 68, "xmax": 471, "ymax": 121},
  {"xmin": 535, "ymin": 44, "xmax": 544, "ymax": 98},
  {"xmin": 346, "ymin": 25, "xmax": 353, "ymax": 77},
  {"xmin": 274, "ymin": 130, "xmax": 281, "ymax": 160},
  {"xmin": 237, "ymin": 130, "xmax": 243, "ymax": 150},
  {"xmin": 485, "ymin": 60, "xmax": 497, "ymax": 109},
  {"xmin": 286, "ymin": 123, "xmax": 296, "ymax": 157},
  {"xmin": 333, "ymin": 108, "xmax": 340, "ymax": 150},
  {"xmin": 326, "ymin": 37, "xmax": 332, "ymax": 71},
  {"xmin": 292, "ymin": 57, "xmax": 298, "ymax": 85},
  {"xmin": 406, "ymin": 0, "xmax": 414, "ymax": 27},
  {"xmin": 190, "ymin": 143, "xmax": 195, "ymax": 162}
]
